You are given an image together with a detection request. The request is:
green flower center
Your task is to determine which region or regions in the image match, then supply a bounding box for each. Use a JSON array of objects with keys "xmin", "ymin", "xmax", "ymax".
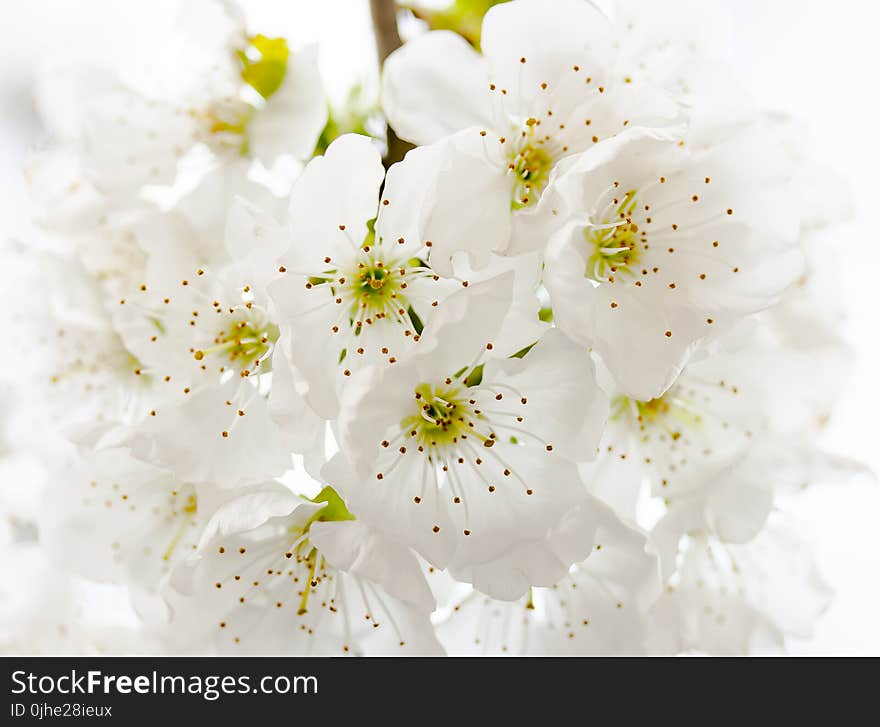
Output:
[
  {"xmin": 585, "ymin": 189, "xmax": 643, "ymax": 282},
  {"xmin": 194, "ymin": 313, "xmax": 279, "ymax": 376},
  {"xmin": 304, "ymin": 238, "xmax": 433, "ymax": 340},
  {"xmin": 612, "ymin": 393, "xmax": 703, "ymax": 440},
  {"xmin": 510, "ymin": 119, "xmax": 555, "ymax": 210},
  {"xmin": 343, "ymin": 256, "xmax": 409, "ymax": 319},
  {"xmin": 307, "ymin": 244, "xmax": 418, "ymax": 328},
  {"xmin": 401, "ymin": 382, "xmax": 485, "ymax": 451}
]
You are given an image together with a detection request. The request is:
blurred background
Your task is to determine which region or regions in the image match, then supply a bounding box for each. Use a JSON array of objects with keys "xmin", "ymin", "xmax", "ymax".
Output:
[{"xmin": 0, "ymin": 0, "xmax": 877, "ymax": 653}]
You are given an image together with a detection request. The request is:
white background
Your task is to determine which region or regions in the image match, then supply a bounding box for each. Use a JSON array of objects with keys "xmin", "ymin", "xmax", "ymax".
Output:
[{"xmin": 0, "ymin": 0, "xmax": 878, "ymax": 654}]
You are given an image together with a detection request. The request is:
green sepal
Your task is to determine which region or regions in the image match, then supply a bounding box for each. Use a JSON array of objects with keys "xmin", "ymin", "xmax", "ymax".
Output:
[
  {"xmin": 309, "ymin": 486, "xmax": 356, "ymax": 524},
  {"xmin": 238, "ymin": 34, "xmax": 289, "ymax": 101}
]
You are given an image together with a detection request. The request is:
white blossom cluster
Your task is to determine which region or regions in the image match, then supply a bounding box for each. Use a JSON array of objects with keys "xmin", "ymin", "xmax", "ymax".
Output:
[{"xmin": 0, "ymin": 0, "xmax": 861, "ymax": 655}]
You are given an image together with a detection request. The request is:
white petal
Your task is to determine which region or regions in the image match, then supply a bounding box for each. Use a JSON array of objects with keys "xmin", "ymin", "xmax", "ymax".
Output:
[
  {"xmin": 452, "ymin": 252, "xmax": 548, "ymax": 357},
  {"xmin": 444, "ymin": 445, "xmax": 585, "ymax": 573},
  {"xmin": 374, "ymin": 141, "xmax": 446, "ymax": 258},
  {"xmin": 224, "ymin": 196, "xmax": 289, "ymax": 279},
  {"xmin": 117, "ymin": 379, "xmax": 292, "ymax": 487},
  {"xmin": 416, "ymin": 128, "xmax": 513, "ymax": 276},
  {"xmin": 196, "ymin": 483, "xmax": 312, "ymax": 547},
  {"xmin": 382, "ymin": 30, "xmax": 495, "ymax": 145},
  {"xmin": 440, "ymin": 505, "xmax": 659, "ymax": 654},
  {"xmin": 481, "ymin": 0, "xmax": 614, "ymax": 116},
  {"xmin": 309, "ymin": 520, "xmax": 435, "ymax": 612},
  {"xmin": 248, "ymin": 45, "xmax": 328, "ymax": 164},
  {"xmin": 417, "ymin": 272, "xmax": 515, "ymax": 380},
  {"xmin": 323, "ymin": 451, "xmax": 457, "ymax": 569},
  {"xmin": 80, "ymin": 89, "xmax": 195, "ymax": 194},
  {"xmin": 267, "ymin": 346, "xmax": 327, "ymax": 477},
  {"xmin": 482, "ymin": 327, "xmax": 608, "ymax": 462},
  {"xmin": 452, "ymin": 497, "xmax": 609, "ymax": 600},
  {"xmin": 285, "ymin": 133, "xmax": 384, "ymax": 268}
]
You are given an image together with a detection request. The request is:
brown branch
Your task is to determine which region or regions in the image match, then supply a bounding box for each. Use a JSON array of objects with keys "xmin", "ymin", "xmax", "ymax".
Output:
[{"xmin": 369, "ymin": 0, "xmax": 414, "ymax": 168}]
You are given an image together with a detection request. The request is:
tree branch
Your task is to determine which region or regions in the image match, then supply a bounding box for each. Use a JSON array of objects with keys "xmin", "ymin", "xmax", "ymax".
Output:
[{"xmin": 369, "ymin": 0, "xmax": 414, "ymax": 168}]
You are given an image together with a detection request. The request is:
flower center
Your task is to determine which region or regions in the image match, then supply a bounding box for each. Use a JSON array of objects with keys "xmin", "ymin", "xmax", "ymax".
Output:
[
  {"xmin": 342, "ymin": 252, "xmax": 410, "ymax": 321},
  {"xmin": 194, "ymin": 311, "xmax": 279, "ymax": 376},
  {"xmin": 401, "ymin": 381, "xmax": 484, "ymax": 452},
  {"xmin": 585, "ymin": 189, "xmax": 643, "ymax": 282},
  {"xmin": 612, "ymin": 392, "xmax": 703, "ymax": 440},
  {"xmin": 509, "ymin": 119, "xmax": 555, "ymax": 209},
  {"xmin": 304, "ymin": 242, "xmax": 429, "ymax": 332}
]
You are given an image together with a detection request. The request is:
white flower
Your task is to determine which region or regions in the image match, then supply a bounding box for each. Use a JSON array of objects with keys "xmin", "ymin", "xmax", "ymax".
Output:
[
  {"xmin": 582, "ymin": 336, "xmax": 767, "ymax": 520},
  {"xmin": 536, "ymin": 125, "xmax": 803, "ymax": 400},
  {"xmin": 33, "ymin": 0, "xmax": 326, "ymax": 204},
  {"xmin": 43, "ymin": 448, "xmax": 221, "ymax": 598},
  {"xmin": 267, "ymin": 133, "xmax": 545, "ymax": 419},
  {"xmin": 607, "ymin": 0, "xmax": 737, "ymax": 86},
  {"xmin": 582, "ymin": 299, "xmax": 856, "ymax": 541},
  {"xmin": 25, "ymin": 1, "xmax": 326, "ymax": 311},
  {"xmin": 0, "ymin": 245, "xmax": 153, "ymax": 443},
  {"xmin": 437, "ymin": 505, "xmax": 659, "ymax": 654},
  {"xmin": 650, "ymin": 435, "xmax": 868, "ymax": 583},
  {"xmin": 649, "ymin": 445, "xmax": 778, "ymax": 579},
  {"xmin": 581, "ymin": 303, "xmax": 864, "ymax": 589},
  {"xmin": 381, "ymin": 0, "xmax": 681, "ymax": 272},
  {"xmin": 103, "ymin": 202, "xmax": 321, "ymax": 486},
  {"xmin": 647, "ymin": 519, "xmax": 832, "ymax": 654},
  {"xmin": 330, "ymin": 275, "xmax": 608, "ymax": 591},
  {"xmin": 163, "ymin": 483, "xmax": 442, "ymax": 655},
  {"xmin": 23, "ymin": 145, "xmax": 148, "ymax": 295},
  {"xmin": 24, "ymin": 149, "xmax": 292, "ymax": 308},
  {"xmin": 267, "ymin": 134, "xmax": 454, "ymax": 418}
]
